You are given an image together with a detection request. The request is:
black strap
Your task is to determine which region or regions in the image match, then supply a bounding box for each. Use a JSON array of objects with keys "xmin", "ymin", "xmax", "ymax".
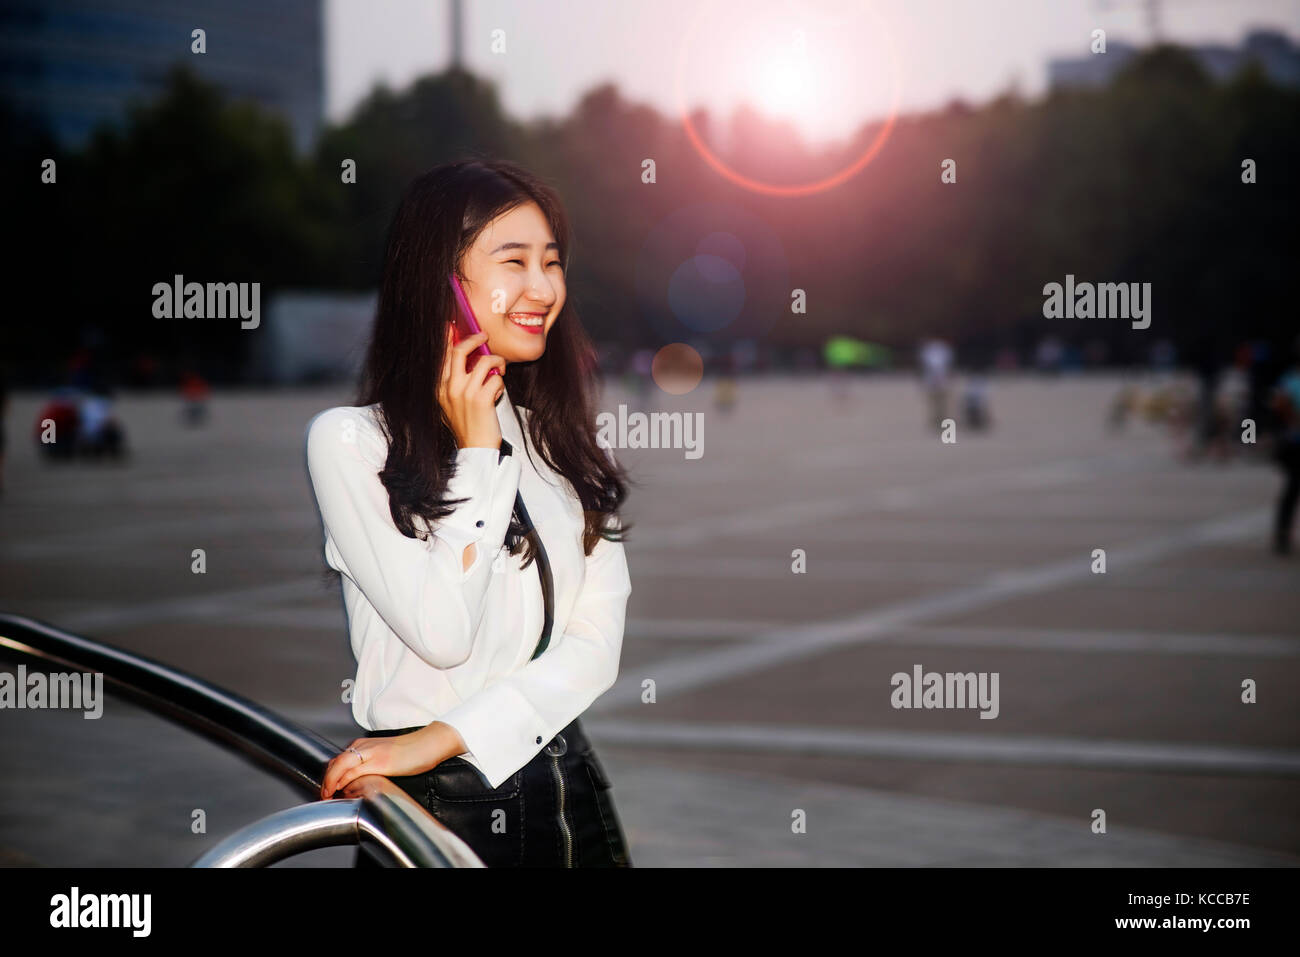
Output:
[
  {"xmin": 499, "ymin": 439, "xmax": 555, "ymax": 660},
  {"xmin": 514, "ymin": 490, "xmax": 555, "ymax": 660}
]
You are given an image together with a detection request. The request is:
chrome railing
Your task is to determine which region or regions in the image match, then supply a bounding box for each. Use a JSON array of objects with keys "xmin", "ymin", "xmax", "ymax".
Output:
[
  {"xmin": 193, "ymin": 776, "xmax": 483, "ymax": 868},
  {"xmin": 0, "ymin": 612, "xmax": 484, "ymax": 868}
]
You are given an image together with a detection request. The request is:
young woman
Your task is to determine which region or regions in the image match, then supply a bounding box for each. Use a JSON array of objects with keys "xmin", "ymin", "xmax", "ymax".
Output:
[{"xmin": 306, "ymin": 158, "xmax": 634, "ymax": 867}]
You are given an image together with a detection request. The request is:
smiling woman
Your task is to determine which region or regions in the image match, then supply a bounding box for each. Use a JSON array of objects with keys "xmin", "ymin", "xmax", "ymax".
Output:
[
  {"xmin": 456, "ymin": 201, "xmax": 567, "ymax": 362},
  {"xmin": 304, "ymin": 158, "xmax": 636, "ymax": 868}
]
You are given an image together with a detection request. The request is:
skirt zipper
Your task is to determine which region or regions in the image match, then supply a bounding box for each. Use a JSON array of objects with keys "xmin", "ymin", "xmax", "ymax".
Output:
[{"xmin": 548, "ymin": 746, "xmax": 574, "ymax": 867}]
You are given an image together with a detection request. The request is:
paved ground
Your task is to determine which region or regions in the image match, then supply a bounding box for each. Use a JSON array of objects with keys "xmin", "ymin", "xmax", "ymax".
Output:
[{"xmin": 1, "ymin": 374, "xmax": 1297, "ymax": 866}]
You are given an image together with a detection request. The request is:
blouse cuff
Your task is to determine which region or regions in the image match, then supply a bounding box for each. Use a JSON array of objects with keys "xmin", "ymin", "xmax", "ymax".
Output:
[
  {"xmin": 433, "ymin": 446, "xmax": 522, "ymax": 579},
  {"xmin": 438, "ymin": 683, "xmax": 551, "ymax": 789}
]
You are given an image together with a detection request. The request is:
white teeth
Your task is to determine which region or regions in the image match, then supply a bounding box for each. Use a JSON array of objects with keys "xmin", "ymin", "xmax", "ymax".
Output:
[{"xmin": 508, "ymin": 314, "xmax": 544, "ymax": 326}]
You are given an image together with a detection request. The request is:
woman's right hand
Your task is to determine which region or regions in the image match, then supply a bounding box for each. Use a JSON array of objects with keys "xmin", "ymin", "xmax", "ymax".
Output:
[{"xmin": 438, "ymin": 328, "xmax": 506, "ymax": 449}]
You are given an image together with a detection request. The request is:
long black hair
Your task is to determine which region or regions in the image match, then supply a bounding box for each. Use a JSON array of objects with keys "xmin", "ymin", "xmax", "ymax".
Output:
[{"xmin": 349, "ymin": 157, "xmax": 630, "ymax": 569}]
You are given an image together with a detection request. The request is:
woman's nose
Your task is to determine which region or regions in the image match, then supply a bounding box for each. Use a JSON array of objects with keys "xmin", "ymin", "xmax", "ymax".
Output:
[{"xmin": 526, "ymin": 273, "xmax": 557, "ymax": 303}]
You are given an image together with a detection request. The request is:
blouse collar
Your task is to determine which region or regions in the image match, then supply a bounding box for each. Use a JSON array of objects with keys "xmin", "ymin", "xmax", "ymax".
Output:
[{"xmin": 495, "ymin": 378, "xmax": 528, "ymax": 450}]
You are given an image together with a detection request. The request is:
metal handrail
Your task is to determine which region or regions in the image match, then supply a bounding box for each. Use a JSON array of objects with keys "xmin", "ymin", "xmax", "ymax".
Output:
[
  {"xmin": 0, "ymin": 611, "xmax": 483, "ymax": 868},
  {"xmin": 192, "ymin": 778, "xmax": 484, "ymax": 868}
]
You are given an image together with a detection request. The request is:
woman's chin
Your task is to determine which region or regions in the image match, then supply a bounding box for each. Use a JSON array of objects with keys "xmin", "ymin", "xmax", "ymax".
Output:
[{"xmin": 501, "ymin": 341, "xmax": 546, "ymax": 364}]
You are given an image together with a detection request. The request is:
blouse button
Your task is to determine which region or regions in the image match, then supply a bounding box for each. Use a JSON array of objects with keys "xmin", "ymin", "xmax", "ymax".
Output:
[
  {"xmin": 475, "ymin": 520, "xmax": 485, "ymax": 528},
  {"xmin": 535, "ymin": 736, "xmax": 542, "ymax": 744}
]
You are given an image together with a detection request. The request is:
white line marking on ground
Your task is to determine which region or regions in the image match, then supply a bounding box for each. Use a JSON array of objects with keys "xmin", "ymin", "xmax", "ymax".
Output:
[
  {"xmin": 627, "ymin": 452, "xmax": 1152, "ymax": 547},
  {"xmin": 56, "ymin": 579, "xmax": 331, "ymax": 632},
  {"xmin": 890, "ymin": 625, "xmax": 1300, "ymax": 657},
  {"xmin": 582, "ymin": 718, "xmax": 1300, "ymax": 776},
  {"xmin": 591, "ymin": 508, "xmax": 1272, "ymax": 713}
]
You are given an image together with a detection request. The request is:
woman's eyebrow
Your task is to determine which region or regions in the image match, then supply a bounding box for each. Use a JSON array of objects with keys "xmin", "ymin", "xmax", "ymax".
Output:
[{"xmin": 489, "ymin": 241, "xmax": 560, "ymax": 254}]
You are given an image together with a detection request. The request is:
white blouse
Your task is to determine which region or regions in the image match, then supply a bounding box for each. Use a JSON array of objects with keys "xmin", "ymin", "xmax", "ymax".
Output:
[{"xmin": 304, "ymin": 382, "xmax": 632, "ymax": 788}]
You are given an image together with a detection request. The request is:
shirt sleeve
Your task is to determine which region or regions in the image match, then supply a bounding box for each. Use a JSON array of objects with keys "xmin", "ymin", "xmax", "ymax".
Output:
[
  {"xmin": 436, "ymin": 526, "xmax": 632, "ymax": 788},
  {"xmin": 305, "ymin": 407, "xmax": 522, "ymax": 669}
]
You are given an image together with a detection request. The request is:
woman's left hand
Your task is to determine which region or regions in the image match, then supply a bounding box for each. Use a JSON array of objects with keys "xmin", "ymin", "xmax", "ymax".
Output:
[{"xmin": 320, "ymin": 726, "xmax": 447, "ymax": 799}]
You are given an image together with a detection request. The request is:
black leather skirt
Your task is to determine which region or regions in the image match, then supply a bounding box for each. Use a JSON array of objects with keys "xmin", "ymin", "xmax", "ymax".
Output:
[{"xmin": 352, "ymin": 716, "xmax": 632, "ymax": 868}]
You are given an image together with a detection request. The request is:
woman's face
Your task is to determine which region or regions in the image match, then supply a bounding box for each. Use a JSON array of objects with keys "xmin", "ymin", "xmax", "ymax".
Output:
[{"xmin": 456, "ymin": 200, "xmax": 565, "ymax": 365}]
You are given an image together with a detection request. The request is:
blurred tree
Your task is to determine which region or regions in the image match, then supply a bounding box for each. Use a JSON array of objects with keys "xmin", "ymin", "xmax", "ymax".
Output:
[
  {"xmin": 9, "ymin": 64, "xmax": 339, "ymax": 382},
  {"xmin": 314, "ymin": 66, "xmax": 527, "ymax": 289},
  {"xmin": 5, "ymin": 45, "xmax": 1295, "ymax": 382}
]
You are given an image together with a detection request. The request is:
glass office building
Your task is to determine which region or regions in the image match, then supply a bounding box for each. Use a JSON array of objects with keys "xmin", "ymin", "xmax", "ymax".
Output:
[{"xmin": 0, "ymin": 0, "xmax": 323, "ymax": 152}]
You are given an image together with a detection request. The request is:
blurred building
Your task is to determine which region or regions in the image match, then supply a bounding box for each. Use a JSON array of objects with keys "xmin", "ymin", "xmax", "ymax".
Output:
[
  {"xmin": 251, "ymin": 291, "xmax": 376, "ymax": 385},
  {"xmin": 1049, "ymin": 29, "xmax": 1300, "ymax": 89},
  {"xmin": 0, "ymin": 0, "xmax": 324, "ymax": 151}
]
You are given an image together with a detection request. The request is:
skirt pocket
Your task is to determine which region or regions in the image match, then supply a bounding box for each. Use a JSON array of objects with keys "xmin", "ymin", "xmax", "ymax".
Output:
[
  {"xmin": 581, "ymin": 749, "xmax": 632, "ymax": 867},
  {"xmin": 428, "ymin": 757, "xmax": 522, "ymax": 802},
  {"xmin": 424, "ymin": 758, "xmax": 524, "ymax": 866}
]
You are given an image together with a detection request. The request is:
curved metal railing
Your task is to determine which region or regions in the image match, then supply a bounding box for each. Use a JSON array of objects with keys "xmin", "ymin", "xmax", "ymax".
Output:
[
  {"xmin": 192, "ymin": 777, "xmax": 483, "ymax": 868},
  {"xmin": 0, "ymin": 611, "xmax": 483, "ymax": 868}
]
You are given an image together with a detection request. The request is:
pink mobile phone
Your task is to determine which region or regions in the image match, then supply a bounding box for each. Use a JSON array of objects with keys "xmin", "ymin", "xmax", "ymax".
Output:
[{"xmin": 448, "ymin": 274, "xmax": 499, "ymax": 376}]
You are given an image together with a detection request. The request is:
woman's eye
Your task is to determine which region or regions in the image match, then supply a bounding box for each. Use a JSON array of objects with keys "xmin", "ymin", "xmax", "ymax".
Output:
[{"xmin": 505, "ymin": 258, "xmax": 561, "ymax": 268}]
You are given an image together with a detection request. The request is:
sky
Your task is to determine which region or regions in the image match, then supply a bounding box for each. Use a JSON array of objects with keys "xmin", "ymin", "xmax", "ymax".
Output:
[{"xmin": 326, "ymin": 0, "xmax": 1300, "ymax": 147}]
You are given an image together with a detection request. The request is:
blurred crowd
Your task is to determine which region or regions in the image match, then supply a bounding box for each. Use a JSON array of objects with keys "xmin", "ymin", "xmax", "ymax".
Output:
[{"xmin": 4, "ymin": 331, "xmax": 1298, "ymax": 554}]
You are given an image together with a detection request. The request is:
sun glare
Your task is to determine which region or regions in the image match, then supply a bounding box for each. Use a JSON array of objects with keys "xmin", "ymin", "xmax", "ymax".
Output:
[
  {"xmin": 674, "ymin": 0, "xmax": 903, "ymax": 195},
  {"xmin": 753, "ymin": 47, "xmax": 814, "ymax": 117}
]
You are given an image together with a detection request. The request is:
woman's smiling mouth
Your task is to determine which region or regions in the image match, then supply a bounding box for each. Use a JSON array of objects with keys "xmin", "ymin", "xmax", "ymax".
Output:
[{"xmin": 508, "ymin": 311, "xmax": 546, "ymax": 333}]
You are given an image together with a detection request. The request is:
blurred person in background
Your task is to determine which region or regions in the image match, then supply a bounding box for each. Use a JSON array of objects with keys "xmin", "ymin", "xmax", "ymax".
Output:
[
  {"xmin": 714, "ymin": 352, "xmax": 737, "ymax": 414},
  {"xmin": 1184, "ymin": 345, "xmax": 1249, "ymax": 464},
  {"xmin": 1150, "ymin": 339, "xmax": 1177, "ymax": 377},
  {"xmin": 1034, "ymin": 335, "xmax": 1064, "ymax": 376},
  {"xmin": 1187, "ymin": 331, "xmax": 1226, "ymax": 462},
  {"xmin": 962, "ymin": 373, "xmax": 991, "ymax": 432},
  {"xmin": 1269, "ymin": 336, "xmax": 1300, "ymax": 555},
  {"xmin": 179, "ymin": 369, "xmax": 211, "ymax": 426},
  {"xmin": 34, "ymin": 387, "xmax": 81, "ymax": 461},
  {"xmin": 961, "ymin": 337, "xmax": 995, "ymax": 433},
  {"xmin": 75, "ymin": 382, "xmax": 126, "ymax": 460},
  {"xmin": 918, "ymin": 336, "xmax": 953, "ymax": 430},
  {"xmin": 623, "ymin": 347, "xmax": 654, "ymax": 414},
  {"xmin": 1244, "ymin": 339, "xmax": 1275, "ymax": 450},
  {"xmin": 1212, "ymin": 354, "xmax": 1250, "ymax": 461}
]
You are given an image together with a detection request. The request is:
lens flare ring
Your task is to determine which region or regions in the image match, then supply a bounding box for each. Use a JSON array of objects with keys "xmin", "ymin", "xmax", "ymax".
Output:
[{"xmin": 674, "ymin": 0, "xmax": 903, "ymax": 197}]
